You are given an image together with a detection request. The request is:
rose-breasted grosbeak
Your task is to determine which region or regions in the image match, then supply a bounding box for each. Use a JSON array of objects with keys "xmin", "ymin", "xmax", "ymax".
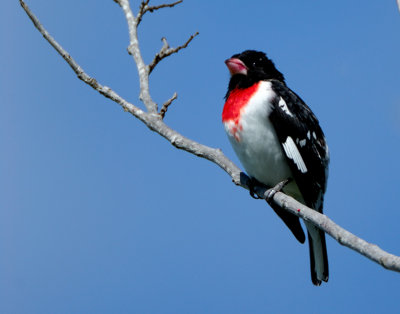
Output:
[{"xmin": 222, "ymin": 50, "xmax": 329, "ymax": 285}]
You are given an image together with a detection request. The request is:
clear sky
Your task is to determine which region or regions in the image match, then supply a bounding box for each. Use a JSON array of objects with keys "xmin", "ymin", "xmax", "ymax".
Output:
[{"xmin": 2, "ymin": 1, "xmax": 400, "ymax": 313}]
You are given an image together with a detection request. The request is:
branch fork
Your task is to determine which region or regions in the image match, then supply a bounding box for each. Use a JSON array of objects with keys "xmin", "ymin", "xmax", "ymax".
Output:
[{"xmin": 115, "ymin": 0, "xmax": 197, "ymax": 117}]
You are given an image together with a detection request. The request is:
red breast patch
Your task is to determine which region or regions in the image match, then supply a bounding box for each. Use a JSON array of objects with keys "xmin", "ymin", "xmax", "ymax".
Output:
[{"xmin": 222, "ymin": 82, "xmax": 260, "ymax": 124}]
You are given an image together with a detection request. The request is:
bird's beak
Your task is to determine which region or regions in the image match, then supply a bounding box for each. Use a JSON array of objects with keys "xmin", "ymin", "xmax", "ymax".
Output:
[{"xmin": 225, "ymin": 58, "xmax": 248, "ymax": 76}]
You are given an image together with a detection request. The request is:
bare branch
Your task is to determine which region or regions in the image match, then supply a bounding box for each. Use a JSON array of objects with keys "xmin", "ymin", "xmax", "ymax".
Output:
[
  {"xmin": 19, "ymin": 0, "xmax": 234, "ymax": 172},
  {"xmin": 148, "ymin": 32, "xmax": 199, "ymax": 74},
  {"xmin": 117, "ymin": 0, "xmax": 158, "ymax": 113},
  {"xmin": 263, "ymin": 185, "xmax": 400, "ymax": 272},
  {"xmin": 160, "ymin": 92, "xmax": 177, "ymax": 119},
  {"xmin": 136, "ymin": 0, "xmax": 150, "ymax": 26},
  {"xmin": 19, "ymin": 0, "xmax": 147, "ymax": 121},
  {"xmin": 146, "ymin": 0, "xmax": 183, "ymax": 13},
  {"xmin": 136, "ymin": 0, "xmax": 182, "ymax": 26},
  {"xmin": 21, "ymin": 0, "xmax": 400, "ymax": 275},
  {"xmin": 116, "ymin": 0, "xmax": 197, "ymax": 111}
]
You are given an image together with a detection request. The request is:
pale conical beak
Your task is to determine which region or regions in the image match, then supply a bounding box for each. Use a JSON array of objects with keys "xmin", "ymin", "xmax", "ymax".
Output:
[{"xmin": 225, "ymin": 58, "xmax": 248, "ymax": 76}]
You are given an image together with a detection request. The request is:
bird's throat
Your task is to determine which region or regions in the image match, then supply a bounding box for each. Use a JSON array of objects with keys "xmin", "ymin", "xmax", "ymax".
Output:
[{"xmin": 222, "ymin": 82, "xmax": 261, "ymax": 124}]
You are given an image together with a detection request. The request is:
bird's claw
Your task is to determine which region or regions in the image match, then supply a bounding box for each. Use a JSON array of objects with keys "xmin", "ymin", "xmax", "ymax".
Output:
[
  {"xmin": 248, "ymin": 178, "xmax": 261, "ymax": 199},
  {"xmin": 266, "ymin": 188, "xmax": 277, "ymax": 202},
  {"xmin": 266, "ymin": 178, "xmax": 291, "ymax": 203},
  {"xmin": 250, "ymin": 190, "xmax": 261, "ymax": 199}
]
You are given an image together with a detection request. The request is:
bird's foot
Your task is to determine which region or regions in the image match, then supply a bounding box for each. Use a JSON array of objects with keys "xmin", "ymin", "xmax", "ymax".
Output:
[
  {"xmin": 248, "ymin": 177, "xmax": 262, "ymax": 199},
  {"xmin": 266, "ymin": 178, "xmax": 292, "ymax": 203}
]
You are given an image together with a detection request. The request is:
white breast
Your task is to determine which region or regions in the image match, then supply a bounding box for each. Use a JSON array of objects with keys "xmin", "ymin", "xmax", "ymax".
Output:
[{"xmin": 224, "ymin": 81, "xmax": 300, "ymax": 198}]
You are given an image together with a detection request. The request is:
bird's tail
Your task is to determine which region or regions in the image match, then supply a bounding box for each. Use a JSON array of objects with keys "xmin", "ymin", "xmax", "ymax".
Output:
[{"xmin": 305, "ymin": 221, "xmax": 329, "ymax": 285}]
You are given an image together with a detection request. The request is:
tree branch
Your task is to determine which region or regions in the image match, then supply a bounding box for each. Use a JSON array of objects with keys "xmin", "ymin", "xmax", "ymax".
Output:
[
  {"xmin": 20, "ymin": 0, "xmax": 400, "ymax": 274},
  {"xmin": 19, "ymin": 0, "xmax": 146, "ymax": 120},
  {"xmin": 115, "ymin": 0, "xmax": 158, "ymax": 113},
  {"xmin": 263, "ymin": 184, "xmax": 400, "ymax": 272},
  {"xmin": 148, "ymin": 32, "xmax": 199, "ymax": 75},
  {"xmin": 135, "ymin": 0, "xmax": 149, "ymax": 27},
  {"xmin": 146, "ymin": 0, "xmax": 183, "ymax": 12},
  {"xmin": 134, "ymin": 0, "xmax": 183, "ymax": 26},
  {"xmin": 160, "ymin": 92, "xmax": 177, "ymax": 119}
]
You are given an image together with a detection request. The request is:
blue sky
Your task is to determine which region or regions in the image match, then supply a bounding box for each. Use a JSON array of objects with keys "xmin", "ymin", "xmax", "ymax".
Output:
[{"xmin": 2, "ymin": 0, "xmax": 400, "ymax": 313}]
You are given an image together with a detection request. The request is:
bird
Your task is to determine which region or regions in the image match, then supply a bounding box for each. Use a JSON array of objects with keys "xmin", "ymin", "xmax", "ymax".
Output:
[{"xmin": 222, "ymin": 50, "xmax": 329, "ymax": 285}]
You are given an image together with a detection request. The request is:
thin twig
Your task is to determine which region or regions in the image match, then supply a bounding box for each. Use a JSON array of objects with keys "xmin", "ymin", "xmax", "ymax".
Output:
[
  {"xmin": 148, "ymin": 32, "xmax": 199, "ymax": 74},
  {"xmin": 146, "ymin": 0, "xmax": 183, "ymax": 13},
  {"xmin": 136, "ymin": 0, "xmax": 151, "ymax": 26},
  {"xmin": 137, "ymin": 0, "xmax": 183, "ymax": 26},
  {"xmin": 160, "ymin": 92, "xmax": 177, "ymax": 119},
  {"xmin": 20, "ymin": 0, "xmax": 400, "ymax": 274}
]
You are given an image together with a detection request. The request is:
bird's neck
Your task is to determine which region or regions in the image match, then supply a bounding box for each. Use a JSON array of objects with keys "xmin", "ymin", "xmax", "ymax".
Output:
[{"xmin": 222, "ymin": 81, "xmax": 261, "ymax": 124}]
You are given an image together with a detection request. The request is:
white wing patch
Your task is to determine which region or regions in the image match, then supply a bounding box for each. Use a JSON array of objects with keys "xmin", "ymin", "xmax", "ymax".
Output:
[
  {"xmin": 278, "ymin": 97, "xmax": 293, "ymax": 117},
  {"xmin": 282, "ymin": 136, "xmax": 308, "ymax": 173}
]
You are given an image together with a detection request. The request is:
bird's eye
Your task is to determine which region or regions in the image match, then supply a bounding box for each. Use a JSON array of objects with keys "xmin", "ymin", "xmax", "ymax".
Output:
[{"xmin": 253, "ymin": 57, "xmax": 264, "ymax": 67}]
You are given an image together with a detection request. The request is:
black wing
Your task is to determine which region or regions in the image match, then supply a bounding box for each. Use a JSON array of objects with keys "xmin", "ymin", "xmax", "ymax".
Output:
[
  {"xmin": 269, "ymin": 80, "xmax": 330, "ymax": 284},
  {"xmin": 269, "ymin": 80, "xmax": 329, "ymax": 211}
]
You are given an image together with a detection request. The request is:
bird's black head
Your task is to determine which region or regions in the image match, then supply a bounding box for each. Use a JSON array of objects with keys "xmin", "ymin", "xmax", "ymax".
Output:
[{"xmin": 225, "ymin": 50, "xmax": 285, "ymax": 98}]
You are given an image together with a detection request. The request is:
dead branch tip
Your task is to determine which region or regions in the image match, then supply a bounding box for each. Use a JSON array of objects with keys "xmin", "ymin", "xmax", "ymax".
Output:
[{"xmin": 160, "ymin": 92, "xmax": 178, "ymax": 119}]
